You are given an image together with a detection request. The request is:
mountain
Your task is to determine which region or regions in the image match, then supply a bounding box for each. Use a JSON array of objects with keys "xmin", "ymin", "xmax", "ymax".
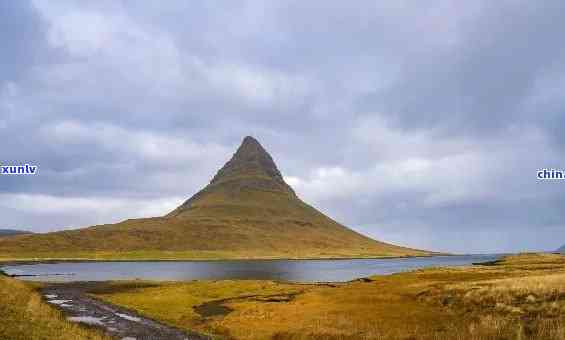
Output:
[
  {"xmin": 0, "ymin": 136, "xmax": 430, "ymax": 260},
  {"xmin": 557, "ymin": 245, "xmax": 565, "ymax": 253},
  {"xmin": 0, "ymin": 229, "xmax": 32, "ymax": 238}
]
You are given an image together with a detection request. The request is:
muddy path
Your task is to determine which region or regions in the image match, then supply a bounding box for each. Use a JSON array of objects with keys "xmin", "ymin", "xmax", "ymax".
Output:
[{"xmin": 42, "ymin": 282, "xmax": 210, "ymax": 340}]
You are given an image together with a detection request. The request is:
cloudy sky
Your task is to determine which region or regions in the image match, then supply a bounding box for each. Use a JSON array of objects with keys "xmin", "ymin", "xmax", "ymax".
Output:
[{"xmin": 2, "ymin": 1, "xmax": 565, "ymax": 253}]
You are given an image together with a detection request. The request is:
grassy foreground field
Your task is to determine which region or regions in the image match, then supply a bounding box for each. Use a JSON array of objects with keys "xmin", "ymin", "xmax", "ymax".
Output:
[
  {"xmin": 90, "ymin": 253, "xmax": 565, "ymax": 340},
  {"xmin": 0, "ymin": 274, "xmax": 109, "ymax": 340}
]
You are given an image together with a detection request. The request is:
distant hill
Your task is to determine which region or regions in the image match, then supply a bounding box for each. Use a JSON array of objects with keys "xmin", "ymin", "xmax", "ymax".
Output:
[
  {"xmin": 0, "ymin": 229, "xmax": 32, "ymax": 238},
  {"xmin": 0, "ymin": 136, "xmax": 431, "ymax": 260},
  {"xmin": 557, "ymin": 245, "xmax": 565, "ymax": 253}
]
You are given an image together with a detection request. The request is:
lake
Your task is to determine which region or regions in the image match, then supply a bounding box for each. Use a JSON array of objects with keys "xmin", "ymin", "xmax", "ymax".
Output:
[{"xmin": 1, "ymin": 254, "xmax": 499, "ymax": 283}]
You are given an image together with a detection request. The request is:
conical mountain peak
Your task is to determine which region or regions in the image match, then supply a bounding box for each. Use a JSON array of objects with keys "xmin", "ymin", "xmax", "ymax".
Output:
[
  {"xmin": 168, "ymin": 136, "xmax": 296, "ymax": 217},
  {"xmin": 210, "ymin": 136, "xmax": 287, "ymax": 186},
  {"xmin": 240, "ymin": 135, "xmax": 262, "ymax": 150}
]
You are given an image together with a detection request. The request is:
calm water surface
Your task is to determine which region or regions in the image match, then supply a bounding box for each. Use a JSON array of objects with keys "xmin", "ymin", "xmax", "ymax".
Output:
[{"xmin": 2, "ymin": 254, "xmax": 499, "ymax": 283}]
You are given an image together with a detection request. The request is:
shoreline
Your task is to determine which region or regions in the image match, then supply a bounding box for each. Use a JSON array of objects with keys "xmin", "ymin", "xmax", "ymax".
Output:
[{"xmin": 0, "ymin": 252, "xmax": 461, "ymax": 268}]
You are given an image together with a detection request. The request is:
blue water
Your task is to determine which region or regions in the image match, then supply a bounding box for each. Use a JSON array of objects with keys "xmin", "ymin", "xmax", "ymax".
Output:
[{"xmin": 1, "ymin": 254, "xmax": 499, "ymax": 283}]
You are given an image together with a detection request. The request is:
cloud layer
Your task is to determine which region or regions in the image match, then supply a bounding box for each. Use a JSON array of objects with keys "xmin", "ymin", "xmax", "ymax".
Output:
[{"xmin": 1, "ymin": 0, "xmax": 565, "ymax": 253}]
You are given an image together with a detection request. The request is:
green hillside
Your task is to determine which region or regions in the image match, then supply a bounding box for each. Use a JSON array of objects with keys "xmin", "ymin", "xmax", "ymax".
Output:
[{"xmin": 0, "ymin": 137, "xmax": 430, "ymax": 260}]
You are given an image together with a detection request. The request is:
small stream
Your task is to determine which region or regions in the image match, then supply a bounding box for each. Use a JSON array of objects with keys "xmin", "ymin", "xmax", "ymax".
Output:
[{"xmin": 42, "ymin": 283, "xmax": 209, "ymax": 340}]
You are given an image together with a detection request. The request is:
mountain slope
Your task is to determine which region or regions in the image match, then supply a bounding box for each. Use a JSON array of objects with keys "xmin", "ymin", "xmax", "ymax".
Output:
[{"xmin": 0, "ymin": 137, "xmax": 431, "ymax": 260}]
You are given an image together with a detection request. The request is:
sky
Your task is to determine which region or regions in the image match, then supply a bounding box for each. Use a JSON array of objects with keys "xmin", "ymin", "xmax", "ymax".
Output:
[{"xmin": 1, "ymin": 1, "xmax": 565, "ymax": 254}]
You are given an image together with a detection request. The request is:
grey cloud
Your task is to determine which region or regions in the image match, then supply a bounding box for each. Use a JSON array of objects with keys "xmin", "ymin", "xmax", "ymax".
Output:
[
  {"xmin": 0, "ymin": 2, "xmax": 47, "ymax": 82},
  {"xmin": 1, "ymin": 0, "xmax": 565, "ymax": 252},
  {"xmin": 359, "ymin": 1, "xmax": 565, "ymax": 136}
]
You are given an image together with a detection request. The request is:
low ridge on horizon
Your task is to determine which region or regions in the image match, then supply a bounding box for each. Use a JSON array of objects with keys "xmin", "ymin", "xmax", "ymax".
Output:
[
  {"xmin": 0, "ymin": 229, "xmax": 33, "ymax": 238},
  {"xmin": 0, "ymin": 136, "xmax": 431, "ymax": 260}
]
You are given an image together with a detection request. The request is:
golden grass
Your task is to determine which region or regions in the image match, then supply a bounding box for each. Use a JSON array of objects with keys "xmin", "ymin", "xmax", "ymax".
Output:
[
  {"xmin": 415, "ymin": 254, "xmax": 565, "ymax": 340},
  {"xmin": 91, "ymin": 253, "xmax": 565, "ymax": 340},
  {"xmin": 446, "ymin": 272, "xmax": 565, "ymax": 307},
  {"xmin": 0, "ymin": 274, "xmax": 109, "ymax": 340}
]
